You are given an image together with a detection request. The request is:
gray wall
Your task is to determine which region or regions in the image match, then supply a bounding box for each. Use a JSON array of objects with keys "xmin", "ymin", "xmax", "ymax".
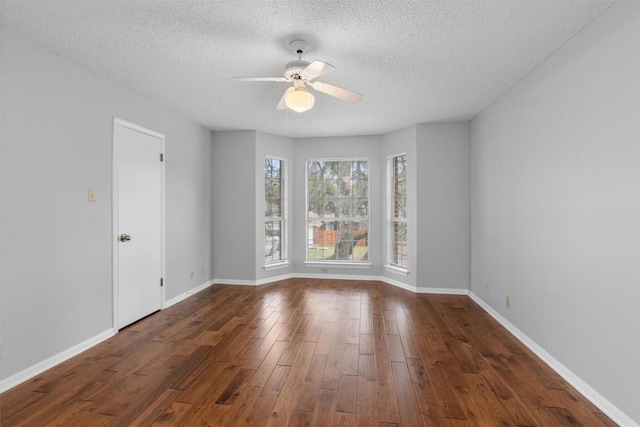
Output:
[
  {"xmin": 470, "ymin": 1, "xmax": 639, "ymax": 422},
  {"xmin": 417, "ymin": 123, "xmax": 470, "ymax": 290},
  {"xmin": 0, "ymin": 30, "xmax": 213, "ymax": 379},
  {"xmin": 166, "ymin": 122, "xmax": 213, "ymax": 300},
  {"xmin": 211, "ymin": 130, "xmax": 257, "ymax": 282}
]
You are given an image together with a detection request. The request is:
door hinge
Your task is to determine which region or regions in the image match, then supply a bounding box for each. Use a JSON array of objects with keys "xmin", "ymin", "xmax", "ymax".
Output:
[
  {"xmin": 160, "ymin": 153, "xmax": 164, "ymax": 162},
  {"xmin": 160, "ymin": 278, "xmax": 164, "ymax": 287}
]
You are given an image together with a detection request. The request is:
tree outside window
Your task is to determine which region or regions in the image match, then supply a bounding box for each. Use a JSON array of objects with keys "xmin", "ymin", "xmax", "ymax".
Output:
[{"xmin": 306, "ymin": 159, "xmax": 369, "ymax": 262}]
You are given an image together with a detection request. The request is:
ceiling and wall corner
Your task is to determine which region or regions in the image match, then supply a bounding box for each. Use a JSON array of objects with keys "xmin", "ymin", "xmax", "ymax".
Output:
[{"xmin": 0, "ymin": 0, "xmax": 614, "ymax": 138}]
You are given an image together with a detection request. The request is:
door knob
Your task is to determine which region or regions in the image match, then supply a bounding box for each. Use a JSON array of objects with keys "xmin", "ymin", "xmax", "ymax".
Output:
[{"xmin": 119, "ymin": 234, "xmax": 131, "ymax": 242}]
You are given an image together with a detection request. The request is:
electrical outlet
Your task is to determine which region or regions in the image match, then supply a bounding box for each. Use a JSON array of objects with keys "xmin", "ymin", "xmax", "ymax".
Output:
[
  {"xmin": 505, "ymin": 295, "xmax": 511, "ymax": 309},
  {"xmin": 485, "ymin": 283, "xmax": 490, "ymax": 294}
]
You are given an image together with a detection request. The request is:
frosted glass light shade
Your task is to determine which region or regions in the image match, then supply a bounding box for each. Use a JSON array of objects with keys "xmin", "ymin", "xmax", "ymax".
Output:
[{"xmin": 285, "ymin": 88, "xmax": 315, "ymax": 112}]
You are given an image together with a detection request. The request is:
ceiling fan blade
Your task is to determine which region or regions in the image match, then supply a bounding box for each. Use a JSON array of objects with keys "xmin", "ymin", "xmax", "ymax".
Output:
[
  {"xmin": 229, "ymin": 77, "xmax": 288, "ymax": 82},
  {"xmin": 310, "ymin": 81, "xmax": 363, "ymax": 103},
  {"xmin": 276, "ymin": 87, "xmax": 295, "ymax": 110},
  {"xmin": 300, "ymin": 60, "xmax": 335, "ymax": 81}
]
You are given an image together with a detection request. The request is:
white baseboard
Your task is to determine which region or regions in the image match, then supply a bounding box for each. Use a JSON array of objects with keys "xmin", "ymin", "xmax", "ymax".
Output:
[
  {"xmin": 255, "ymin": 273, "xmax": 296, "ymax": 286},
  {"xmin": 165, "ymin": 279, "xmax": 216, "ymax": 308},
  {"xmin": 414, "ymin": 286, "xmax": 469, "ymax": 295},
  {"xmin": 0, "ymin": 328, "xmax": 116, "ymax": 394},
  {"xmin": 468, "ymin": 292, "xmax": 638, "ymax": 427},
  {"xmin": 212, "ymin": 278, "xmax": 261, "ymax": 286},
  {"xmin": 212, "ymin": 273, "xmax": 470, "ymax": 297},
  {"xmin": 379, "ymin": 275, "xmax": 417, "ymax": 292},
  {"xmin": 214, "ymin": 273, "xmax": 297, "ymax": 287}
]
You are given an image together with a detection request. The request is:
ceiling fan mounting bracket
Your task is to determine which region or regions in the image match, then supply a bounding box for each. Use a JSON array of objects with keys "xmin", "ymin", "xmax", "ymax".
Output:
[{"xmin": 289, "ymin": 39, "xmax": 309, "ymax": 55}]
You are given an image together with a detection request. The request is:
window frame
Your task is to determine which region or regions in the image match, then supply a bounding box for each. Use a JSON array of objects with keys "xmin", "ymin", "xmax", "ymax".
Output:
[
  {"xmin": 264, "ymin": 156, "xmax": 288, "ymax": 268},
  {"xmin": 386, "ymin": 152, "xmax": 408, "ymax": 274},
  {"xmin": 305, "ymin": 157, "xmax": 371, "ymax": 267}
]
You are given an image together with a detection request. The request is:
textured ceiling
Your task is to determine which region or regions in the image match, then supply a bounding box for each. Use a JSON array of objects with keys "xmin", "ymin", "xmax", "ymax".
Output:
[{"xmin": 0, "ymin": 1, "xmax": 613, "ymax": 137}]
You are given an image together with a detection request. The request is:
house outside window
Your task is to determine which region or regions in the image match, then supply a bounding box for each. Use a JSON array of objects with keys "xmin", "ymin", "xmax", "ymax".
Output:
[{"xmin": 306, "ymin": 158, "xmax": 369, "ymax": 263}]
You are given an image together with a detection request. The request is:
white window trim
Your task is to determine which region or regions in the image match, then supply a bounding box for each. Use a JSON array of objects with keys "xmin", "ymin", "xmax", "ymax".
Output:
[
  {"xmin": 386, "ymin": 152, "xmax": 408, "ymax": 272},
  {"xmin": 384, "ymin": 264, "xmax": 409, "ymax": 276},
  {"xmin": 264, "ymin": 155, "xmax": 287, "ymax": 267},
  {"xmin": 305, "ymin": 261, "xmax": 372, "ymax": 269},
  {"xmin": 305, "ymin": 157, "xmax": 371, "ymax": 264},
  {"xmin": 264, "ymin": 261, "xmax": 291, "ymax": 271}
]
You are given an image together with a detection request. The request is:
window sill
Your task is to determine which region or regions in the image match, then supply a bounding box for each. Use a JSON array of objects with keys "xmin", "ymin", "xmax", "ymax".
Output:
[
  {"xmin": 264, "ymin": 261, "xmax": 291, "ymax": 271},
  {"xmin": 305, "ymin": 261, "xmax": 372, "ymax": 269},
  {"xmin": 384, "ymin": 264, "xmax": 409, "ymax": 276}
]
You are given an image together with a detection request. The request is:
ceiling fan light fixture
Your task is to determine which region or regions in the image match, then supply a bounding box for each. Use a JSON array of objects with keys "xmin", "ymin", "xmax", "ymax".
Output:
[{"xmin": 285, "ymin": 87, "xmax": 315, "ymax": 113}]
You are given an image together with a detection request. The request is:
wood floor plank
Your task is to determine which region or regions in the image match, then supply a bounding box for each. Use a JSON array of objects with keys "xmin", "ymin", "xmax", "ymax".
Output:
[
  {"xmin": 215, "ymin": 367, "xmax": 257, "ymax": 405},
  {"xmin": 341, "ymin": 342, "xmax": 360, "ymax": 376},
  {"xmin": 391, "ymin": 361, "xmax": 423, "ymax": 427},
  {"xmin": 387, "ymin": 333, "xmax": 406, "ymax": 363},
  {"xmin": 288, "ymin": 410, "xmax": 314, "ymax": 426},
  {"xmin": 127, "ymin": 388, "xmax": 182, "ymax": 425},
  {"xmin": 357, "ymin": 354, "xmax": 379, "ymax": 427},
  {"xmin": 335, "ymin": 411, "xmax": 358, "ymax": 427},
  {"xmin": 0, "ymin": 279, "xmax": 618, "ymax": 427},
  {"xmin": 320, "ymin": 339, "xmax": 345, "ymax": 390},
  {"xmin": 315, "ymin": 321, "xmax": 337, "ymax": 355},
  {"xmin": 267, "ymin": 340, "xmax": 316, "ymax": 426},
  {"xmin": 336, "ymin": 374, "xmax": 358, "ymax": 414},
  {"xmin": 294, "ymin": 353, "xmax": 327, "ymax": 412},
  {"xmin": 359, "ymin": 334, "xmax": 374, "ymax": 357},
  {"xmin": 406, "ymin": 357, "xmax": 448, "ymax": 426},
  {"xmin": 372, "ymin": 316, "xmax": 401, "ymax": 424},
  {"xmin": 212, "ymin": 385, "xmax": 263, "ymax": 426},
  {"xmin": 151, "ymin": 401, "xmax": 193, "ymax": 426},
  {"xmin": 310, "ymin": 388, "xmax": 338, "ymax": 426},
  {"xmin": 249, "ymin": 340, "xmax": 288, "ymax": 388},
  {"xmin": 244, "ymin": 390, "xmax": 280, "ymax": 427},
  {"xmin": 458, "ymin": 372, "xmax": 518, "ymax": 426}
]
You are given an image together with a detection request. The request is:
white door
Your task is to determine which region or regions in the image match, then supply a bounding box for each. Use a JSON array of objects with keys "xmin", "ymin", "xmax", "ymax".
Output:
[{"xmin": 113, "ymin": 118, "xmax": 164, "ymax": 329}]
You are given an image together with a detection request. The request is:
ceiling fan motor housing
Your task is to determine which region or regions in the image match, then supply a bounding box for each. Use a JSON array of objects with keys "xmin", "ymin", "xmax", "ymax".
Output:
[{"xmin": 284, "ymin": 59, "xmax": 310, "ymax": 80}]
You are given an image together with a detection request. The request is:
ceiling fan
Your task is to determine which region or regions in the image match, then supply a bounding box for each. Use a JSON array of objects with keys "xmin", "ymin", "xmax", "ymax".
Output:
[{"xmin": 230, "ymin": 40, "xmax": 363, "ymax": 113}]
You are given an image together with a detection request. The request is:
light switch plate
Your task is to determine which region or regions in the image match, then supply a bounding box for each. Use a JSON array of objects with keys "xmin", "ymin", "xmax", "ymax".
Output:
[{"xmin": 88, "ymin": 187, "xmax": 97, "ymax": 202}]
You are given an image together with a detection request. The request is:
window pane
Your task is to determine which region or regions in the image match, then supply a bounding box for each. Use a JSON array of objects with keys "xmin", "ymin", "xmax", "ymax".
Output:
[
  {"xmin": 265, "ymin": 220, "xmax": 282, "ymax": 263},
  {"xmin": 389, "ymin": 155, "xmax": 407, "ymax": 268},
  {"xmin": 307, "ymin": 159, "xmax": 369, "ymax": 263},
  {"xmin": 393, "ymin": 155, "xmax": 407, "ymax": 220},
  {"xmin": 265, "ymin": 158, "xmax": 282, "ymax": 217},
  {"xmin": 265, "ymin": 158, "xmax": 285, "ymax": 264},
  {"xmin": 307, "ymin": 220, "xmax": 368, "ymax": 261},
  {"xmin": 393, "ymin": 221, "xmax": 407, "ymax": 266}
]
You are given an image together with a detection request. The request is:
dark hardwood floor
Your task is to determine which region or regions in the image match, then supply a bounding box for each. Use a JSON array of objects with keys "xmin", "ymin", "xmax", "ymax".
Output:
[{"xmin": 1, "ymin": 279, "xmax": 616, "ymax": 426}]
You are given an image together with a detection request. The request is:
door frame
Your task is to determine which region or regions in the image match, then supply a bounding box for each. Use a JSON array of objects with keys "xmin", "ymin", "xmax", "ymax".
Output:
[{"xmin": 112, "ymin": 117, "xmax": 166, "ymax": 331}]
